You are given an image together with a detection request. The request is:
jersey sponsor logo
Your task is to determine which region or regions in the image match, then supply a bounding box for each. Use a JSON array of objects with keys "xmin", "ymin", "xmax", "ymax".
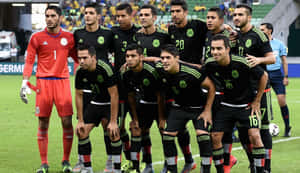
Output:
[
  {"xmin": 114, "ymin": 34, "xmax": 119, "ymax": 39},
  {"xmin": 97, "ymin": 36, "xmax": 105, "ymax": 45},
  {"xmin": 246, "ymin": 39, "xmax": 252, "ymax": 48},
  {"xmin": 43, "ymin": 41, "xmax": 48, "ymax": 45},
  {"xmin": 143, "ymin": 78, "xmax": 150, "ymax": 86},
  {"xmin": 97, "ymin": 75, "xmax": 104, "ymax": 83},
  {"xmin": 232, "ymin": 70, "xmax": 239, "ymax": 78},
  {"xmin": 152, "ymin": 39, "xmax": 160, "ymax": 48},
  {"xmin": 60, "ymin": 38, "xmax": 68, "ymax": 46},
  {"xmin": 186, "ymin": 28, "xmax": 194, "ymax": 37},
  {"xmin": 36, "ymin": 106, "xmax": 40, "ymax": 114},
  {"xmin": 179, "ymin": 80, "xmax": 187, "ymax": 88},
  {"xmin": 224, "ymin": 79, "xmax": 233, "ymax": 89},
  {"xmin": 172, "ymin": 86, "xmax": 180, "ymax": 95}
]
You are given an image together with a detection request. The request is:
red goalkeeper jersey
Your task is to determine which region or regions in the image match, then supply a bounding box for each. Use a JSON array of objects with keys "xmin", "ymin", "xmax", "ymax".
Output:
[{"xmin": 23, "ymin": 28, "xmax": 78, "ymax": 78}]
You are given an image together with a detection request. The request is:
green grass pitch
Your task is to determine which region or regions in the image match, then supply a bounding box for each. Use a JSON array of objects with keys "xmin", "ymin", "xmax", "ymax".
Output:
[{"xmin": 0, "ymin": 75, "xmax": 299, "ymax": 173}]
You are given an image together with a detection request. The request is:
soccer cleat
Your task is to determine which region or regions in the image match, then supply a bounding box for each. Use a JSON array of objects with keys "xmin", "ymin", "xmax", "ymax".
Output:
[
  {"xmin": 121, "ymin": 160, "xmax": 134, "ymax": 173},
  {"xmin": 81, "ymin": 167, "xmax": 94, "ymax": 173},
  {"xmin": 284, "ymin": 126, "xmax": 291, "ymax": 137},
  {"xmin": 103, "ymin": 158, "xmax": 113, "ymax": 173},
  {"xmin": 180, "ymin": 162, "xmax": 197, "ymax": 173},
  {"xmin": 141, "ymin": 164, "xmax": 154, "ymax": 173},
  {"xmin": 224, "ymin": 155, "xmax": 237, "ymax": 173},
  {"xmin": 73, "ymin": 161, "xmax": 84, "ymax": 173},
  {"xmin": 62, "ymin": 160, "xmax": 72, "ymax": 173},
  {"xmin": 36, "ymin": 163, "xmax": 49, "ymax": 173}
]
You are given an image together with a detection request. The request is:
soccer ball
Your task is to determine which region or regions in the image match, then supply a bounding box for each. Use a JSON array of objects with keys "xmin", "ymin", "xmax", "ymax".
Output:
[{"xmin": 269, "ymin": 123, "xmax": 280, "ymax": 136}]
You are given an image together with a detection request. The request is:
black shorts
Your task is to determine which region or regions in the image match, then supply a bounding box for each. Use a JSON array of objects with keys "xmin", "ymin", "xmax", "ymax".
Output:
[
  {"xmin": 165, "ymin": 106, "xmax": 209, "ymax": 133},
  {"xmin": 137, "ymin": 103, "xmax": 159, "ymax": 130},
  {"xmin": 260, "ymin": 90, "xmax": 272, "ymax": 126},
  {"xmin": 212, "ymin": 105, "xmax": 261, "ymax": 132},
  {"xmin": 268, "ymin": 70, "xmax": 286, "ymax": 95},
  {"xmin": 84, "ymin": 103, "xmax": 111, "ymax": 126}
]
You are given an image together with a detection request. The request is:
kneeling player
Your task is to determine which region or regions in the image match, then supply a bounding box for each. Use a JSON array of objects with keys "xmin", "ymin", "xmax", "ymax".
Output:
[
  {"xmin": 75, "ymin": 44, "xmax": 121, "ymax": 173},
  {"xmin": 204, "ymin": 35, "xmax": 268, "ymax": 173},
  {"xmin": 157, "ymin": 44, "xmax": 215, "ymax": 173}
]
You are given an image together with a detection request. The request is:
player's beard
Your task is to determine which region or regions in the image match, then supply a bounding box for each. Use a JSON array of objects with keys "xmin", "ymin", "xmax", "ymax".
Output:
[
  {"xmin": 47, "ymin": 21, "xmax": 59, "ymax": 30},
  {"xmin": 235, "ymin": 19, "xmax": 247, "ymax": 29}
]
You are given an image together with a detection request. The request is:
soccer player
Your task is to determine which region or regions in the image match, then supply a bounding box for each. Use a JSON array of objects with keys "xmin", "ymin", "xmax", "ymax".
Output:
[
  {"xmin": 205, "ymin": 34, "xmax": 268, "ymax": 173},
  {"xmin": 233, "ymin": 4, "xmax": 275, "ymax": 173},
  {"xmin": 75, "ymin": 44, "xmax": 120, "ymax": 173},
  {"xmin": 169, "ymin": 0, "xmax": 208, "ymax": 64},
  {"xmin": 135, "ymin": 5, "xmax": 170, "ymax": 58},
  {"xmin": 19, "ymin": 6, "xmax": 77, "ymax": 173},
  {"xmin": 73, "ymin": 3, "xmax": 115, "ymax": 172},
  {"xmin": 111, "ymin": 2, "xmax": 141, "ymax": 163},
  {"xmin": 157, "ymin": 44, "xmax": 215, "ymax": 173},
  {"xmin": 260, "ymin": 23, "xmax": 291, "ymax": 137},
  {"xmin": 204, "ymin": 7, "xmax": 237, "ymax": 173},
  {"xmin": 132, "ymin": 5, "xmax": 169, "ymax": 171},
  {"xmin": 121, "ymin": 43, "xmax": 165, "ymax": 173}
]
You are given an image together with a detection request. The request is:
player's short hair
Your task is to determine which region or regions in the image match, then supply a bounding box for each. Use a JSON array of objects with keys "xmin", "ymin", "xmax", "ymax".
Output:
[
  {"xmin": 236, "ymin": 4, "xmax": 252, "ymax": 16},
  {"xmin": 116, "ymin": 2, "xmax": 133, "ymax": 15},
  {"xmin": 45, "ymin": 6, "xmax": 62, "ymax": 16},
  {"xmin": 140, "ymin": 4, "xmax": 157, "ymax": 16},
  {"xmin": 161, "ymin": 44, "xmax": 180, "ymax": 57},
  {"xmin": 77, "ymin": 43, "xmax": 97, "ymax": 57},
  {"xmin": 261, "ymin": 22, "xmax": 274, "ymax": 34},
  {"xmin": 170, "ymin": 0, "xmax": 188, "ymax": 11},
  {"xmin": 208, "ymin": 7, "xmax": 224, "ymax": 19},
  {"xmin": 211, "ymin": 34, "xmax": 230, "ymax": 49},
  {"xmin": 126, "ymin": 43, "xmax": 144, "ymax": 55},
  {"xmin": 84, "ymin": 3, "xmax": 102, "ymax": 15}
]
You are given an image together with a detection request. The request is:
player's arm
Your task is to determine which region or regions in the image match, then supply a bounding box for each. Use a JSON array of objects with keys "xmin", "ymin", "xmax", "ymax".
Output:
[
  {"xmin": 179, "ymin": 60, "xmax": 202, "ymax": 69},
  {"xmin": 156, "ymin": 91, "xmax": 166, "ymax": 131},
  {"xmin": 69, "ymin": 35, "xmax": 79, "ymax": 63},
  {"xmin": 280, "ymin": 43, "xmax": 289, "ymax": 85},
  {"xmin": 107, "ymin": 85, "xmax": 119, "ymax": 138},
  {"xmin": 127, "ymin": 91, "xmax": 139, "ymax": 122},
  {"xmin": 75, "ymin": 89, "xmax": 85, "ymax": 137},
  {"xmin": 198, "ymin": 76, "xmax": 215, "ymax": 127},
  {"xmin": 246, "ymin": 51, "xmax": 275, "ymax": 67},
  {"xmin": 251, "ymin": 71, "xmax": 268, "ymax": 117}
]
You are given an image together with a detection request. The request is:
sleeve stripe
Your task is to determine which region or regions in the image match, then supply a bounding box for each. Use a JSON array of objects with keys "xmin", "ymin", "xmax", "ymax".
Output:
[
  {"xmin": 98, "ymin": 59, "xmax": 113, "ymax": 77},
  {"xmin": 181, "ymin": 65, "xmax": 201, "ymax": 79}
]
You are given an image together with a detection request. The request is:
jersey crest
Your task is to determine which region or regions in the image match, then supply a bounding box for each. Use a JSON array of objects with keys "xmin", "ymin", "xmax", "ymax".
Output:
[
  {"xmin": 186, "ymin": 28, "xmax": 194, "ymax": 37},
  {"xmin": 143, "ymin": 78, "xmax": 150, "ymax": 86},
  {"xmin": 152, "ymin": 39, "xmax": 160, "ymax": 48},
  {"xmin": 60, "ymin": 38, "xmax": 68, "ymax": 46},
  {"xmin": 97, "ymin": 75, "xmax": 104, "ymax": 83},
  {"xmin": 232, "ymin": 70, "xmax": 239, "ymax": 79},
  {"xmin": 179, "ymin": 80, "xmax": 187, "ymax": 88},
  {"xmin": 97, "ymin": 36, "xmax": 105, "ymax": 45}
]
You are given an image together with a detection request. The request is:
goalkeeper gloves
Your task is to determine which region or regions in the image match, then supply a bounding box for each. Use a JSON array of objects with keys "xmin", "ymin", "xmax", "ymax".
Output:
[{"xmin": 20, "ymin": 79, "xmax": 31, "ymax": 104}]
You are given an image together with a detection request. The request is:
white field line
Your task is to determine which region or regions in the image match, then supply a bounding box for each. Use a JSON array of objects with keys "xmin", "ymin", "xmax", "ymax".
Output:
[{"xmin": 152, "ymin": 136, "xmax": 300, "ymax": 165}]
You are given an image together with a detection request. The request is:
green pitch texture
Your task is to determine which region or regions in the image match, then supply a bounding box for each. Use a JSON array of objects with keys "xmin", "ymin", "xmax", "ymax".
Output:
[{"xmin": 0, "ymin": 76, "xmax": 299, "ymax": 172}]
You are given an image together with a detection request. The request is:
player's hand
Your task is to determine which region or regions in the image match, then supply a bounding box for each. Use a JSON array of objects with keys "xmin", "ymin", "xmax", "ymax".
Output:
[
  {"xmin": 108, "ymin": 122, "xmax": 120, "ymax": 140},
  {"xmin": 197, "ymin": 110, "xmax": 212, "ymax": 128},
  {"xmin": 20, "ymin": 79, "xmax": 31, "ymax": 104},
  {"xmin": 283, "ymin": 77, "xmax": 289, "ymax": 86},
  {"xmin": 246, "ymin": 54, "xmax": 260, "ymax": 67},
  {"xmin": 247, "ymin": 101, "xmax": 261, "ymax": 118},
  {"xmin": 76, "ymin": 121, "xmax": 85, "ymax": 137}
]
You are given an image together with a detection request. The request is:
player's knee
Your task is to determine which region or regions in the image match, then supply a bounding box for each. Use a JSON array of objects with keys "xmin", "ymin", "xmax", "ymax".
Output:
[
  {"xmin": 277, "ymin": 95, "xmax": 286, "ymax": 106},
  {"xmin": 38, "ymin": 117, "xmax": 50, "ymax": 129},
  {"xmin": 61, "ymin": 116, "xmax": 72, "ymax": 129},
  {"xmin": 211, "ymin": 132, "xmax": 223, "ymax": 148},
  {"xmin": 101, "ymin": 118, "xmax": 109, "ymax": 130},
  {"xmin": 248, "ymin": 129, "xmax": 263, "ymax": 146},
  {"xmin": 130, "ymin": 123, "xmax": 141, "ymax": 136}
]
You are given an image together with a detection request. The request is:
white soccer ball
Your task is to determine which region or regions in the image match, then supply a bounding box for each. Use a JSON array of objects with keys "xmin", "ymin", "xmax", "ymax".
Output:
[{"xmin": 269, "ymin": 123, "xmax": 280, "ymax": 136}]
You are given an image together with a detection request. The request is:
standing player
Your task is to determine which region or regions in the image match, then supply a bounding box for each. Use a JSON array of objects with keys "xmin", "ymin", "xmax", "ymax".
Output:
[
  {"xmin": 111, "ymin": 2, "xmax": 141, "ymax": 163},
  {"xmin": 168, "ymin": 1, "xmax": 207, "ymax": 171},
  {"xmin": 169, "ymin": 0, "xmax": 208, "ymax": 64},
  {"xmin": 205, "ymin": 34, "xmax": 268, "ymax": 173},
  {"xmin": 75, "ymin": 44, "xmax": 121, "ymax": 173},
  {"xmin": 122, "ymin": 44, "xmax": 165, "ymax": 173},
  {"xmin": 204, "ymin": 7, "xmax": 238, "ymax": 173},
  {"xmin": 133, "ymin": 5, "xmax": 170, "ymax": 172},
  {"xmin": 260, "ymin": 23, "xmax": 291, "ymax": 137},
  {"xmin": 20, "ymin": 6, "xmax": 77, "ymax": 173},
  {"xmin": 157, "ymin": 44, "xmax": 215, "ymax": 173},
  {"xmin": 73, "ymin": 3, "xmax": 115, "ymax": 172},
  {"xmin": 233, "ymin": 4, "xmax": 275, "ymax": 173}
]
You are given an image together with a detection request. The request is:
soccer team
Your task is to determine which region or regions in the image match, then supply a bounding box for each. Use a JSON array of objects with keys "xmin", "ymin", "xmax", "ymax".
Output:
[{"xmin": 19, "ymin": 1, "xmax": 292, "ymax": 173}]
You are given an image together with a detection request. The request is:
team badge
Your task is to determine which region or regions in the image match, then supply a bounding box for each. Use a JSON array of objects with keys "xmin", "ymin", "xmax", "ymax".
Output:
[
  {"xmin": 232, "ymin": 70, "xmax": 239, "ymax": 78},
  {"xmin": 60, "ymin": 38, "xmax": 68, "ymax": 46},
  {"xmin": 152, "ymin": 39, "xmax": 160, "ymax": 48},
  {"xmin": 114, "ymin": 34, "xmax": 119, "ymax": 39},
  {"xmin": 143, "ymin": 78, "xmax": 150, "ymax": 86},
  {"xmin": 186, "ymin": 28, "xmax": 194, "ymax": 37},
  {"xmin": 179, "ymin": 80, "xmax": 187, "ymax": 88},
  {"xmin": 97, "ymin": 75, "xmax": 104, "ymax": 83},
  {"xmin": 97, "ymin": 36, "xmax": 105, "ymax": 45},
  {"xmin": 36, "ymin": 106, "xmax": 40, "ymax": 114},
  {"xmin": 246, "ymin": 39, "xmax": 252, "ymax": 48}
]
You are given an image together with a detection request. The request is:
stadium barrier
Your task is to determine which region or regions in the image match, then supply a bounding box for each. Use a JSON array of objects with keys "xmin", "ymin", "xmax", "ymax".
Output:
[{"xmin": 0, "ymin": 62, "xmax": 74, "ymax": 75}]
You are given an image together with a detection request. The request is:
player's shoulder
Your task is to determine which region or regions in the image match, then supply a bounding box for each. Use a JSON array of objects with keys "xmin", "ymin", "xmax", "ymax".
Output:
[
  {"xmin": 189, "ymin": 18, "xmax": 206, "ymax": 26},
  {"xmin": 205, "ymin": 57, "xmax": 217, "ymax": 65},
  {"xmin": 180, "ymin": 63, "xmax": 202, "ymax": 79},
  {"xmin": 61, "ymin": 28, "xmax": 75, "ymax": 37},
  {"xmin": 231, "ymin": 55, "xmax": 250, "ymax": 67},
  {"xmin": 97, "ymin": 59, "xmax": 114, "ymax": 76},
  {"xmin": 156, "ymin": 28, "xmax": 168, "ymax": 36},
  {"xmin": 143, "ymin": 62, "xmax": 159, "ymax": 78},
  {"xmin": 251, "ymin": 27, "xmax": 269, "ymax": 43}
]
